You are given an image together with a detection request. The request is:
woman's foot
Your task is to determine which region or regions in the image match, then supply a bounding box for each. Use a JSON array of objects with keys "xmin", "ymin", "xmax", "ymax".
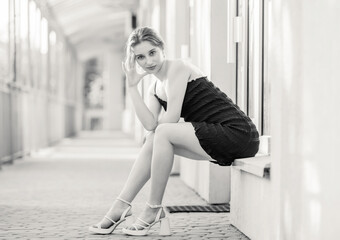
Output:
[
  {"xmin": 122, "ymin": 202, "xmax": 171, "ymax": 236},
  {"xmin": 95, "ymin": 199, "xmax": 132, "ymax": 228},
  {"xmin": 89, "ymin": 198, "xmax": 132, "ymax": 234},
  {"xmin": 126, "ymin": 205, "xmax": 165, "ymax": 230}
]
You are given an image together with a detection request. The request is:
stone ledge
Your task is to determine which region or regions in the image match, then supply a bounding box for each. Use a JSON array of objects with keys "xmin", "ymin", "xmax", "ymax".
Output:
[{"xmin": 232, "ymin": 155, "xmax": 271, "ymax": 178}]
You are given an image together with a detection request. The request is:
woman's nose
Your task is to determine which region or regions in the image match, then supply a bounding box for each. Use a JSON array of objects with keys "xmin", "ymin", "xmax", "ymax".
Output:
[{"xmin": 145, "ymin": 57, "xmax": 152, "ymax": 65}]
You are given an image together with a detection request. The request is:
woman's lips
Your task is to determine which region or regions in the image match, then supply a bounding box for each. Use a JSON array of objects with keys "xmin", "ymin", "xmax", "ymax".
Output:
[{"xmin": 146, "ymin": 65, "xmax": 156, "ymax": 71}]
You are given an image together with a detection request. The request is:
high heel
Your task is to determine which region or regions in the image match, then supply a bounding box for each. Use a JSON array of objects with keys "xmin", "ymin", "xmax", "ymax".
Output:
[
  {"xmin": 159, "ymin": 216, "xmax": 171, "ymax": 236},
  {"xmin": 89, "ymin": 197, "xmax": 132, "ymax": 235},
  {"xmin": 122, "ymin": 202, "xmax": 171, "ymax": 236}
]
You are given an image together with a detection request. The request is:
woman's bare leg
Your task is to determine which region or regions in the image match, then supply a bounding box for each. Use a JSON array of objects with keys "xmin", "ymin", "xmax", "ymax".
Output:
[
  {"xmin": 150, "ymin": 123, "xmax": 212, "ymax": 204},
  {"xmin": 96, "ymin": 132, "xmax": 155, "ymax": 228},
  {"xmin": 129, "ymin": 123, "xmax": 213, "ymax": 228},
  {"xmin": 119, "ymin": 132, "xmax": 155, "ymax": 202}
]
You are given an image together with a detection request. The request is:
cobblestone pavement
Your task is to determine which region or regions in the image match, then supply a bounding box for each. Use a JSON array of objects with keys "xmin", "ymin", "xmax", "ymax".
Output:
[{"xmin": 0, "ymin": 131, "xmax": 249, "ymax": 240}]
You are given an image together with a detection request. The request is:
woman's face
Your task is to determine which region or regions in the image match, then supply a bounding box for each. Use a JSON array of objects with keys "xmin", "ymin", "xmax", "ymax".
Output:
[{"xmin": 132, "ymin": 41, "xmax": 164, "ymax": 73}]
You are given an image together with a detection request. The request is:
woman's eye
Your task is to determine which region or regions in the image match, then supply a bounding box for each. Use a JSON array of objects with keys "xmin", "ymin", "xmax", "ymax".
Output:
[
  {"xmin": 137, "ymin": 56, "xmax": 144, "ymax": 60},
  {"xmin": 150, "ymin": 51, "xmax": 155, "ymax": 56}
]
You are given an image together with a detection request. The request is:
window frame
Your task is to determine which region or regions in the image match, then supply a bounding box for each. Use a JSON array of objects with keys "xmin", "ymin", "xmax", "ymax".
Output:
[
  {"xmin": 236, "ymin": 0, "xmax": 270, "ymax": 137},
  {"xmin": 0, "ymin": 0, "xmax": 10, "ymax": 87}
]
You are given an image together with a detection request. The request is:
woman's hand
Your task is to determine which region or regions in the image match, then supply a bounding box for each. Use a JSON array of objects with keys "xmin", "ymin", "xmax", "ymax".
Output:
[{"xmin": 122, "ymin": 53, "xmax": 148, "ymax": 87}]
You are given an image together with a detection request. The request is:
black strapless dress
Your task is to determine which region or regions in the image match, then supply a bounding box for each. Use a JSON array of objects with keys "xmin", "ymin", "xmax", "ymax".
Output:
[{"xmin": 154, "ymin": 77, "xmax": 259, "ymax": 166}]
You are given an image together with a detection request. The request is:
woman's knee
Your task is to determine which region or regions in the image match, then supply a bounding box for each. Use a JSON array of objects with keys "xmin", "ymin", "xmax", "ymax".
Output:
[{"xmin": 154, "ymin": 123, "xmax": 172, "ymax": 141}]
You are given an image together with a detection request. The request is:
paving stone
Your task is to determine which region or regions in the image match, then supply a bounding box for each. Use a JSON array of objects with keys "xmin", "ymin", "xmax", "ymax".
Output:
[{"xmin": 0, "ymin": 132, "xmax": 249, "ymax": 240}]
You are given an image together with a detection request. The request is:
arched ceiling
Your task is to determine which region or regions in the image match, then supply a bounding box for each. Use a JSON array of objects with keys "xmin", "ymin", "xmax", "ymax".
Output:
[{"xmin": 46, "ymin": 0, "xmax": 139, "ymax": 61}]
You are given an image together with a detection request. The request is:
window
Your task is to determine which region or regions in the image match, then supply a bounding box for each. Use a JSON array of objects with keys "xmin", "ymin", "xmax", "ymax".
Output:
[
  {"xmin": 49, "ymin": 30, "xmax": 57, "ymax": 94},
  {"xmin": 0, "ymin": 0, "xmax": 9, "ymax": 84},
  {"xmin": 28, "ymin": 1, "xmax": 41, "ymax": 88},
  {"xmin": 19, "ymin": 0, "xmax": 29, "ymax": 86},
  {"xmin": 189, "ymin": 0, "xmax": 211, "ymax": 76},
  {"xmin": 28, "ymin": 0, "xmax": 37, "ymax": 87},
  {"xmin": 40, "ymin": 17, "xmax": 48, "ymax": 89},
  {"xmin": 236, "ymin": 0, "xmax": 270, "ymax": 136}
]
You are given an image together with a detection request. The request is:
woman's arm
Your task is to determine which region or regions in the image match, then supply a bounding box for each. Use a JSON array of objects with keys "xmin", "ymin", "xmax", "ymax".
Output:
[
  {"xmin": 158, "ymin": 60, "xmax": 191, "ymax": 124},
  {"xmin": 128, "ymin": 86, "xmax": 159, "ymax": 131},
  {"xmin": 122, "ymin": 59, "xmax": 161, "ymax": 131}
]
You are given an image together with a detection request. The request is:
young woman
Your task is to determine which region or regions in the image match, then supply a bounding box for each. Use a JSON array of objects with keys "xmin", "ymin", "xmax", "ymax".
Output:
[{"xmin": 89, "ymin": 27, "xmax": 259, "ymax": 236}]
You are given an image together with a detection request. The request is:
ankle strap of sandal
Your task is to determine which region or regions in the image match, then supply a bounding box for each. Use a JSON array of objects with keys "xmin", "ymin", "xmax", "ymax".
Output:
[
  {"xmin": 146, "ymin": 202, "xmax": 162, "ymax": 209},
  {"xmin": 117, "ymin": 197, "xmax": 131, "ymax": 206}
]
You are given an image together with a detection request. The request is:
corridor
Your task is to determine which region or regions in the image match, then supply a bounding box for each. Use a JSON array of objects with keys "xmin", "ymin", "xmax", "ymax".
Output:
[
  {"xmin": 2, "ymin": 0, "xmax": 340, "ymax": 239},
  {"xmin": 0, "ymin": 131, "xmax": 246, "ymax": 239}
]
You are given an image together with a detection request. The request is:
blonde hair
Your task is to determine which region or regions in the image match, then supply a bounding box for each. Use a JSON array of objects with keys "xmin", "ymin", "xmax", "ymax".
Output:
[{"xmin": 125, "ymin": 27, "xmax": 165, "ymax": 61}]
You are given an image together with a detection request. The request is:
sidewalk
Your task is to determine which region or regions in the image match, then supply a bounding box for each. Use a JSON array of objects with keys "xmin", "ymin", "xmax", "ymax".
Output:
[{"xmin": 0, "ymin": 131, "xmax": 249, "ymax": 240}]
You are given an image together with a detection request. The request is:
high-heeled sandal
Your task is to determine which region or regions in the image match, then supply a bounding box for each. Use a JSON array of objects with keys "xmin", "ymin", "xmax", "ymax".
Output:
[
  {"xmin": 89, "ymin": 197, "xmax": 132, "ymax": 235},
  {"xmin": 122, "ymin": 202, "xmax": 171, "ymax": 236}
]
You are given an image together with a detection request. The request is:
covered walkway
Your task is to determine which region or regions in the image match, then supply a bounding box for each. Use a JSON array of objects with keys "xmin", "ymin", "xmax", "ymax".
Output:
[
  {"xmin": 0, "ymin": 131, "xmax": 246, "ymax": 239},
  {"xmin": 2, "ymin": 0, "xmax": 340, "ymax": 239}
]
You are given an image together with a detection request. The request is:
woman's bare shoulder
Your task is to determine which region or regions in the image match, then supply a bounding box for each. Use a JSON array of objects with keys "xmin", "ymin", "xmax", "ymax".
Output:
[
  {"xmin": 170, "ymin": 59, "xmax": 204, "ymax": 80},
  {"xmin": 171, "ymin": 59, "xmax": 203, "ymax": 72},
  {"xmin": 167, "ymin": 59, "xmax": 191, "ymax": 79}
]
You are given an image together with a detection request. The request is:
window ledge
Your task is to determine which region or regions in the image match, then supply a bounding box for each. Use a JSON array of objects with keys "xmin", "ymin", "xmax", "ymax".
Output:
[{"xmin": 232, "ymin": 154, "xmax": 271, "ymax": 178}]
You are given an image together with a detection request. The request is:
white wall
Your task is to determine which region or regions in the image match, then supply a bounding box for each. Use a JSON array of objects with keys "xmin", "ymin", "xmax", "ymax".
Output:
[
  {"xmin": 103, "ymin": 50, "xmax": 124, "ymax": 130},
  {"xmin": 269, "ymin": 0, "xmax": 340, "ymax": 239}
]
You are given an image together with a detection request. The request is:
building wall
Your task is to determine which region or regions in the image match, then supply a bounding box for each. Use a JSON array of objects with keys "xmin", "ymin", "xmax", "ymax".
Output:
[
  {"xmin": 269, "ymin": 0, "xmax": 340, "ymax": 239},
  {"xmin": 0, "ymin": 0, "xmax": 83, "ymax": 166}
]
